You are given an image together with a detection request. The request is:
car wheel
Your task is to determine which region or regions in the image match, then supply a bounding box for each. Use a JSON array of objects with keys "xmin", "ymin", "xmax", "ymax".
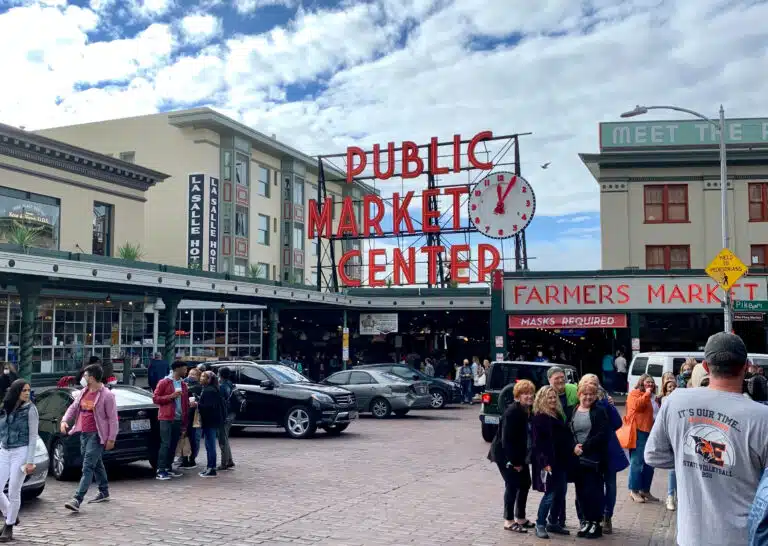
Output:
[
  {"xmin": 482, "ymin": 423, "xmax": 497, "ymax": 443},
  {"xmin": 50, "ymin": 439, "xmax": 74, "ymax": 481},
  {"xmin": 21, "ymin": 484, "xmax": 44, "ymax": 500},
  {"xmin": 429, "ymin": 389, "xmax": 446, "ymax": 409},
  {"xmin": 370, "ymin": 397, "xmax": 392, "ymax": 419},
  {"xmin": 322, "ymin": 424, "xmax": 350, "ymax": 435},
  {"xmin": 393, "ymin": 409, "xmax": 409, "ymax": 417},
  {"xmin": 284, "ymin": 406, "xmax": 317, "ymax": 439}
]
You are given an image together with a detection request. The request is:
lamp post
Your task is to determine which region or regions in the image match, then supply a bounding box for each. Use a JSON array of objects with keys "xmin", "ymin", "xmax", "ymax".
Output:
[{"xmin": 620, "ymin": 104, "xmax": 731, "ymax": 332}]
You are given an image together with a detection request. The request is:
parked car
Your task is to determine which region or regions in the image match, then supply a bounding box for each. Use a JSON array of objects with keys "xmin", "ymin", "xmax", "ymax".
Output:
[
  {"xmin": 355, "ymin": 363, "xmax": 462, "ymax": 409},
  {"xmin": 323, "ymin": 369, "xmax": 432, "ymax": 418},
  {"xmin": 208, "ymin": 361, "xmax": 357, "ymax": 439},
  {"xmin": 478, "ymin": 361, "xmax": 579, "ymax": 442},
  {"xmin": 35, "ymin": 385, "xmax": 160, "ymax": 480},
  {"xmin": 17, "ymin": 437, "xmax": 49, "ymax": 500}
]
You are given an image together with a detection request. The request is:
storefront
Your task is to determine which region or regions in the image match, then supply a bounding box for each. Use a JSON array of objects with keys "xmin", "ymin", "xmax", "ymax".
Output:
[{"xmin": 503, "ymin": 272, "xmax": 768, "ymax": 370}]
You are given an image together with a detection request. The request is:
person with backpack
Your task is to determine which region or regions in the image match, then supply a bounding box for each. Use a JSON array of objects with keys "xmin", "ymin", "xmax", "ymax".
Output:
[{"xmin": 217, "ymin": 367, "xmax": 242, "ymax": 471}]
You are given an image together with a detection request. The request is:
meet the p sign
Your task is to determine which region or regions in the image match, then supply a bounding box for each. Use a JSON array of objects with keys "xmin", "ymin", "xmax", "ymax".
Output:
[{"xmin": 468, "ymin": 172, "xmax": 536, "ymax": 239}]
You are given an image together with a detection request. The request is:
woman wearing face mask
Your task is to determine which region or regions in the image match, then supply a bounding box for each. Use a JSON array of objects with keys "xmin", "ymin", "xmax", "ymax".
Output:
[
  {"xmin": 0, "ymin": 379, "xmax": 38, "ymax": 542},
  {"xmin": 487, "ymin": 379, "xmax": 535, "ymax": 533},
  {"xmin": 676, "ymin": 358, "xmax": 696, "ymax": 388},
  {"xmin": 0, "ymin": 365, "xmax": 17, "ymax": 403}
]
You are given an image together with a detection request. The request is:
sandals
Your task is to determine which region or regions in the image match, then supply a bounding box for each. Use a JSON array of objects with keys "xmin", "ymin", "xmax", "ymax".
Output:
[{"xmin": 504, "ymin": 523, "xmax": 528, "ymax": 533}]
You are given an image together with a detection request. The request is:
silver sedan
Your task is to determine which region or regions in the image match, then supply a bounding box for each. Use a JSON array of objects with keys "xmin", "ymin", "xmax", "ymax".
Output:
[{"xmin": 323, "ymin": 369, "xmax": 432, "ymax": 418}]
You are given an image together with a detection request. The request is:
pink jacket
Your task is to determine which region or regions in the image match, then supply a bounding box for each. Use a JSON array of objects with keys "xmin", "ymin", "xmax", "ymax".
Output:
[{"xmin": 62, "ymin": 386, "xmax": 119, "ymax": 445}]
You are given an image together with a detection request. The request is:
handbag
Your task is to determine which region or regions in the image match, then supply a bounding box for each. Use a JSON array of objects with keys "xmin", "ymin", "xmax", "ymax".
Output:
[
  {"xmin": 616, "ymin": 414, "xmax": 637, "ymax": 450},
  {"xmin": 578, "ymin": 456, "xmax": 600, "ymax": 470},
  {"xmin": 192, "ymin": 408, "xmax": 201, "ymax": 429}
]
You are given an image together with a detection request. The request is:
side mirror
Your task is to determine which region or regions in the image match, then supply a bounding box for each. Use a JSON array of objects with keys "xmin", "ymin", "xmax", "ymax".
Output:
[{"xmin": 261, "ymin": 380, "xmax": 275, "ymax": 390}]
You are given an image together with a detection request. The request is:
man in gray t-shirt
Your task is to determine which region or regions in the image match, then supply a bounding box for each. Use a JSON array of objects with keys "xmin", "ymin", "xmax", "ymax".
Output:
[{"xmin": 646, "ymin": 332, "xmax": 768, "ymax": 546}]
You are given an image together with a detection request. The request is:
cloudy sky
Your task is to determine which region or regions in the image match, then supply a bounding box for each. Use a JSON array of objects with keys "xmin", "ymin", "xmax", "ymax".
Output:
[{"xmin": 1, "ymin": 0, "xmax": 766, "ymax": 282}]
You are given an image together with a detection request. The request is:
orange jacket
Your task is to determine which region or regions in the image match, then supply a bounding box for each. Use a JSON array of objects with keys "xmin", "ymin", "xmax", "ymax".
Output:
[{"xmin": 626, "ymin": 389, "xmax": 654, "ymax": 432}]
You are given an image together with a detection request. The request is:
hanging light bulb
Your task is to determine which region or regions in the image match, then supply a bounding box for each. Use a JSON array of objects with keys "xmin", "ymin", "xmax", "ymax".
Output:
[
  {"xmin": 105, "ymin": 294, "xmax": 112, "ymax": 305},
  {"xmin": 219, "ymin": 303, "xmax": 226, "ymax": 313}
]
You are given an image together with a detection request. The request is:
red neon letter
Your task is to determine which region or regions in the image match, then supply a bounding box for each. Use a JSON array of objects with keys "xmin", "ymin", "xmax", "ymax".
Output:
[
  {"xmin": 401, "ymin": 141, "xmax": 424, "ymax": 178},
  {"xmin": 421, "ymin": 188, "xmax": 440, "ymax": 233},
  {"xmin": 452, "ymin": 134, "xmax": 461, "ymax": 173},
  {"xmin": 346, "ymin": 146, "xmax": 366, "ymax": 183},
  {"xmin": 363, "ymin": 194, "xmax": 385, "ymax": 236},
  {"xmin": 429, "ymin": 137, "xmax": 450, "ymax": 176},
  {"xmin": 449, "ymin": 244, "xmax": 471, "ymax": 284},
  {"xmin": 368, "ymin": 248, "xmax": 387, "ymax": 287},
  {"xmin": 392, "ymin": 191, "xmax": 415, "ymax": 234},
  {"xmin": 444, "ymin": 186, "xmax": 469, "ymax": 229},
  {"xmin": 468, "ymin": 131, "xmax": 493, "ymax": 170},
  {"xmin": 420, "ymin": 245, "xmax": 444, "ymax": 285},
  {"xmin": 336, "ymin": 197, "xmax": 359, "ymax": 237},
  {"xmin": 338, "ymin": 250, "xmax": 361, "ymax": 287},
  {"xmin": 393, "ymin": 247, "xmax": 416, "ymax": 286},
  {"xmin": 478, "ymin": 243, "xmax": 501, "ymax": 282},
  {"xmin": 373, "ymin": 142, "xmax": 395, "ymax": 179},
  {"xmin": 307, "ymin": 197, "xmax": 332, "ymax": 237}
]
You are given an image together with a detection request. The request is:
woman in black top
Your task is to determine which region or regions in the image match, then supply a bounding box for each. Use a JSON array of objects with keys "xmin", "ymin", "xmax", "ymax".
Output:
[
  {"xmin": 197, "ymin": 371, "xmax": 225, "ymax": 478},
  {"xmin": 0, "ymin": 364, "xmax": 17, "ymax": 402},
  {"xmin": 488, "ymin": 379, "xmax": 535, "ymax": 533},
  {"xmin": 568, "ymin": 378, "xmax": 611, "ymax": 539},
  {"xmin": 531, "ymin": 386, "xmax": 572, "ymax": 539}
]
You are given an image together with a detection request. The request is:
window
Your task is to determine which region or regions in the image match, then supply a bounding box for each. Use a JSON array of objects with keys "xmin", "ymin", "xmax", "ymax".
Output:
[
  {"xmin": 222, "ymin": 206, "xmax": 231, "ymax": 234},
  {"xmin": 325, "ymin": 371, "xmax": 350, "ymax": 385},
  {"xmin": 238, "ymin": 366, "xmax": 269, "ymax": 385},
  {"xmin": 223, "ymin": 151, "xmax": 232, "ymax": 181},
  {"xmin": 647, "ymin": 364, "xmax": 663, "ymax": 377},
  {"xmin": 119, "ymin": 151, "xmax": 135, "ymax": 163},
  {"xmin": 646, "ymin": 245, "xmax": 690, "ymax": 270},
  {"xmin": 311, "ymin": 238, "xmax": 318, "ymax": 256},
  {"xmin": 92, "ymin": 202, "xmax": 113, "ymax": 256},
  {"xmin": 0, "ymin": 185, "xmax": 60, "ymax": 249},
  {"xmin": 750, "ymin": 183, "xmax": 768, "ymax": 222},
  {"xmin": 233, "ymin": 259, "xmax": 247, "ymax": 277},
  {"xmin": 254, "ymin": 262, "xmax": 269, "ymax": 279},
  {"xmin": 293, "ymin": 225, "xmax": 304, "ymax": 251},
  {"xmin": 752, "ymin": 245, "xmax": 768, "ymax": 266},
  {"xmin": 630, "ymin": 357, "xmax": 648, "ymax": 376},
  {"xmin": 257, "ymin": 214, "xmax": 269, "ymax": 245},
  {"xmin": 643, "ymin": 185, "xmax": 688, "ymax": 223},
  {"xmin": 235, "ymin": 158, "xmax": 247, "ymax": 186},
  {"xmin": 293, "ymin": 177, "xmax": 304, "ymax": 205},
  {"xmin": 349, "ymin": 371, "xmax": 374, "ymax": 384},
  {"xmin": 235, "ymin": 207, "xmax": 248, "ymax": 237},
  {"xmin": 257, "ymin": 166, "xmax": 270, "ymax": 197}
]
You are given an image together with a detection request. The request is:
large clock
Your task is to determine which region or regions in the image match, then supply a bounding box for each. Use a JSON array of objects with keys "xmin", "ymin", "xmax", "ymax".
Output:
[{"xmin": 468, "ymin": 171, "xmax": 536, "ymax": 239}]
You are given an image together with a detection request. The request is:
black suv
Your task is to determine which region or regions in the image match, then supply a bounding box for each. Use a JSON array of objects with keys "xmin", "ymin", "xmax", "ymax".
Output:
[
  {"xmin": 208, "ymin": 361, "xmax": 357, "ymax": 439},
  {"xmin": 355, "ymin": 363, "xmax": 462, "ymax": 408},
  {"xmin": 478, "ymin": 361, "xmax": 579, "ymax": 442}
]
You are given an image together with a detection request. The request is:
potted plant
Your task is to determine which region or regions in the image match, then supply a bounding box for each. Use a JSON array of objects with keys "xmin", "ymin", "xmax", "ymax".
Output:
[{"xmin": 117, "ymin": 242, "xmax": 145, "ymax": 261}]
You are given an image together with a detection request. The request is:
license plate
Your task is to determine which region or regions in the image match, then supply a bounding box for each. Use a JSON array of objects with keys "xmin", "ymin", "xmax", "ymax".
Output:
[
  {"xmin": 130, "ymin": 419, "xmax": 151, "ymax": 432},
  {"xmin": 484, "ymin": 415, "xmax": 500, "ymax": 425}
]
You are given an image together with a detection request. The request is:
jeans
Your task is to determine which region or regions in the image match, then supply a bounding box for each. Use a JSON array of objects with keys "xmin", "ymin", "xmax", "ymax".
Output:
[
  {"xmin": 604, "ymin": 470, "xmax": 617, "ymax": 518},
  {"xmin": 602, "ymin": 370, "xmax": 614, "ymax": 394},
  {"xmin": 218, "ymin": 413, "xmax": 235, "ymax": 467},
  {"xmin": 158, "ymin": 420, "xmax": 182, "ymax": 472},
  {"xmin": 0, "ymin": 446, "xmax": 27, "ymax": 524},
  {"xmin": 74, "ymin": 432, "xmax": 108, "ymax": 502},
  {"xmin": 189, "ymin": 428, "xmax": 201, "ymax": 461},
  {"xmin": 537, "ymin": 469, "xmax": 566, "ymax": 527},
  {"xmin": 461, "ymin": 379, "xmax": 473, "ymax": 403},
  {"xmin": 575, "ymin": 466, "xmax": 604, "ymax": 522},
  {"xmin": 555, "ymin": 483, "xmax": 569, "ymax": 526},
  {"xmin": 628, "ymin": 430, "xmax": 655, "ymax": 492},
  {"xmin": 202, "ymin": 428, "xmax": 217, "ymax": 470},
  {"xmin": 497, "ymin": 463, "xmax": 530, "ymax": 521},
  {"xmin": 668, "ymin": 470, "xmax": 676, "ymax": 497}
]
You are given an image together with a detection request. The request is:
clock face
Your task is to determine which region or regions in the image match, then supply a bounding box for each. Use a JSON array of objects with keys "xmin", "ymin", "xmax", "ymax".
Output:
[{"xmin": 468, "ymin": 172, "xmax": 536, "ymax": 239}]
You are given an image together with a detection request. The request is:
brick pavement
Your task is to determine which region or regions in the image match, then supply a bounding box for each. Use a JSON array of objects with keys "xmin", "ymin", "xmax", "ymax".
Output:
[{"xmin": 16, "ymin": 406, "xmax": 676, "ymax": 545}]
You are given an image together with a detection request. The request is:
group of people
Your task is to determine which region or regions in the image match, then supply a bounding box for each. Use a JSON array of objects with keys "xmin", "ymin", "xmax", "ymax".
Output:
[
  {"xmin": 456, "ymin": 357, "xmax": 489, "ymax": 404},
  {"xmin": 489, "ymin": 365, "xmax": 624, "ymax": 539}
]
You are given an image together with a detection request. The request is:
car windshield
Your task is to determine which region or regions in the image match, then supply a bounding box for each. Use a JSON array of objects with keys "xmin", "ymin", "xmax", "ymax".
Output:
[
  {"xmin": 111, "ymin": 387, "xmax": 153, "ymax": 407},
  {"xmin": 262, "ymin": 364, "xmax": 309, "ymax": 384}
]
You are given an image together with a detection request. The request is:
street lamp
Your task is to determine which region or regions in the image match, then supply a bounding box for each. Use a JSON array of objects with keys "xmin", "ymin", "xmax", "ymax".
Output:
[{"xmin": 620, "ymin": 104, "xmax": 730, "ymax": 332}]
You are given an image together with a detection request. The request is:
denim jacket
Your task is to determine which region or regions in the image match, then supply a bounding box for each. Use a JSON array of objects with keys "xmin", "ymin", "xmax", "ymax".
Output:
[{"xmin": 0, "ymin": 402, "xmax": 40, "ymax": 463}]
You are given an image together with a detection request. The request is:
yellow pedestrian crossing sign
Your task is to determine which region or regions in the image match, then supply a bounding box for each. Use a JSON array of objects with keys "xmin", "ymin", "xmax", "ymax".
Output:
[{"xmin": 705, "ymin": 248, "xmax": 748, "ymax": 291}]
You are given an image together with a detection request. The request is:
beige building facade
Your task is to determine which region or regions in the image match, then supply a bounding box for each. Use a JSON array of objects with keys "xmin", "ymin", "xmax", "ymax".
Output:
[
  {"xmin": 581, "ymin": 117, "xmax": 768, "ymax": 271},
  {"xmin": 37, "ymin": 108, "xmax": 368, "ymax": 287}
]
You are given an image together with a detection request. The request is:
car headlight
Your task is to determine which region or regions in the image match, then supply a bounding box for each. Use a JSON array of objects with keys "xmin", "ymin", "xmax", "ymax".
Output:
[
  {"xmin": 311, "ymin": 393, "xmax": 334, "ymax": 405},
  {"xmin": 34, "ymin": 438, "xmax": 47, "ymax": 458}
]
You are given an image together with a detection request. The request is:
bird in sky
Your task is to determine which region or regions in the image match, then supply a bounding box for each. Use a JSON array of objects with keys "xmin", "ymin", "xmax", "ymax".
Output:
[{"xmin": 541, "ymin": 162, "xmax": 551, "ymax": 169}]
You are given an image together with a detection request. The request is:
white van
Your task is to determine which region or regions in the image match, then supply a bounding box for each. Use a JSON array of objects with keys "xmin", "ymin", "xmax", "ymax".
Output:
[{"xmin": 627, "ymin": 351, "xmax": 768, "ymax": 391}]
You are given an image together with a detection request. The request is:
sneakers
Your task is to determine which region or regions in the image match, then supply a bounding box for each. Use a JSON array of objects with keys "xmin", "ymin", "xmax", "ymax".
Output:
[
  {"xmin": 545, "ymin": 524, "xmax": 570, "ymax": 536},
  {"xmin": 156, "ymin": 471, "xmax": 172, "ymax": 481},
  {"xmin": 0, "ymin": 524, "xmax": 12, "ymax": 543},
  {"xmin": 179, "ymin": 459, "xmax": 198, "ymax": 469},
  {"xmin": 602, "ymin": 516, "xmax": 613, "ymax": 535},
  {"xmin": 199, "ymin": 468, "xmax": 217, "ymax": 478},
  {"xmin": 167, "ymin": 469, "xmax": 183, "ymax": 478},
  {"xmin": 64, "ymin": 498, "xmax": 81, "ymax": 512},
  {"xmin": 587, "ymin": 522, "xmax": 603, "ymax": 539},
  {"xmin": 629, "ymin": 490, "xmax": 646, "ymax": 503},
  {"xmin": 87, "ymin": 492, "xmax": 110, "ymax": 504},
  {"xmin": 576, "ymin": 521, "xmax": 591, "ymax": 538},
  {"xmin": 666, "ymin": 495, "xmax": 676, "ymax": 511},
  {"xmin": 641, "ymin": 491, "xmax": 660, "ymax": 502},
  {"xmin": 535, "ymin": 525, "xmax": 550, "ymax": 539}
]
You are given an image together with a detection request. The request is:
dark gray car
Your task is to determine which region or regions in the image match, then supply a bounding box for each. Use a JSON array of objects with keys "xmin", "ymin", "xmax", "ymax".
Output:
[{"xmin": 323, "ymin": 369, "xmax": 432, "ymax": 418}]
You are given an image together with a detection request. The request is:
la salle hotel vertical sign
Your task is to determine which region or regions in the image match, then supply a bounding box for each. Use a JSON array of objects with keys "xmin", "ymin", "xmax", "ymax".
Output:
[
  {"xmin": 208, "ymin": 176, "xmax": 219, "ymax": 272},
  {"xmin": 187, "ymin": 174, "xmax": 204, "ymax": 269}
]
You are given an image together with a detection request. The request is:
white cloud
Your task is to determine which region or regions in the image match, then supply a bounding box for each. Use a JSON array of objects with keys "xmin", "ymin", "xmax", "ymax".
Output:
[
  {"xmin": 232, "ymin": 0, "xmax": 296, "ymax": 15},
  {"xmin": 556, "ymin": 216, "xmax": 593, "ymax": 224},
  {"xmin": 126, "ymin": 0, "xmax": 174, "ymax": 19},
  {"xmin": 179, "ymin": 13, "xmax": 221, "ymax": 46},
  {"xmin": 154, "ymin": 54, "xmax": 226, "ymax": 103}
]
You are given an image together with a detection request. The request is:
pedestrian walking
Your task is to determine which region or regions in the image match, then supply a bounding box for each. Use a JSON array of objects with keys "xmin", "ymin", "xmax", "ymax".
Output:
[
  {"xmin": 198, "ymin": 371, "xmax": 225, "ymax": 478},
  {"xmin": 0, "ymin": 379, "xmax": 38, "ymax": 541},
  {"xmin": 153, "ymin": 360, "xmax": 189, "ymax": 481},
  {"xmin": 147, "ymin": 352, "xmax": 169, "ymax": 392},
  {"xmin": 458, "ymin": 360, "xmax": 473, "ymax": 404},
  {"xmin": 645, "ymin": 332, "xmax": 768, "ymax": 546},
  {"xmin": 488, "ymin": 379, "xmax": 534, "ymax": 533},
  {"xmin": 217, "ymin": 367, "xmax": 242, "ymax": 471},
  {"xmin": 625, "ymin": 373, "xmax": 657, "ymax": 503},
  {"xmin": 0, "ymin": 365, "xmax": 18, "ymax": 403},
  {"xmin": 657, "ymin": 377, "xmax": 678, "ymax": 511},
  {"xmin": 62, "ymin": 364, "xmax": 119, "ymax": 512},
  {"xmin": 614, "ymin": 350, "xmax": 627, "ymax": 394},
  {"xmin": 423, "ymin": 358, "xmax": 435, "ymax": 377}
]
